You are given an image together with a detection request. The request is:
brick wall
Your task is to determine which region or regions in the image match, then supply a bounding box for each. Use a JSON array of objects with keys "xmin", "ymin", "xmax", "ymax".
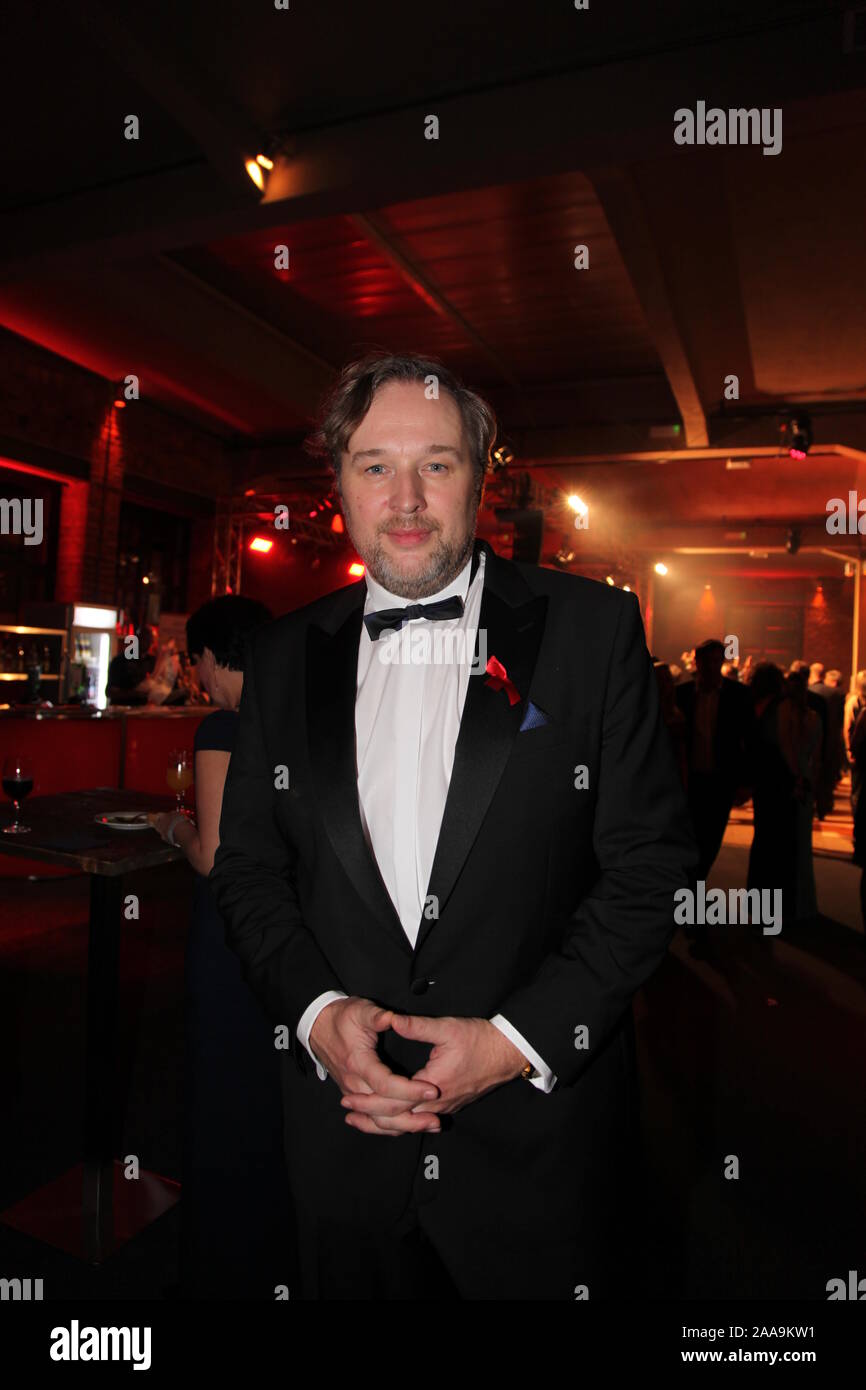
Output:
[{"xmin": 0, "ymin": 328, "xmax": 229, "ymax": 604}]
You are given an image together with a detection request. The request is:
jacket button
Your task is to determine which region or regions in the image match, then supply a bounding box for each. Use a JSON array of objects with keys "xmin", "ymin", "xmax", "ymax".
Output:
[{"xmin": 410, "ymin": 978, "xmax": 429, "ymax": 995}]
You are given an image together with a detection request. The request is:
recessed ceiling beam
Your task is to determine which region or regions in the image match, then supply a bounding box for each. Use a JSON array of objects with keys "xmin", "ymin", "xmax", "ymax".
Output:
[{"xmin": 349, "ymin": 213, "xmax": 522, "ymax": 393}]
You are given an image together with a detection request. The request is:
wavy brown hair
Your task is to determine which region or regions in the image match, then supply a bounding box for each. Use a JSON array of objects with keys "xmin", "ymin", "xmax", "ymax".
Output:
[{"xmin": 304, "ymin": 350, "xmax": 497, "ymax": 499}]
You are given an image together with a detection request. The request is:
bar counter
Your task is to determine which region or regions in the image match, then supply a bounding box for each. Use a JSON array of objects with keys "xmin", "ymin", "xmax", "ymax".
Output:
[{"xmin": 0, "ymin": 705, "xmax": 211, "ymax": 875}]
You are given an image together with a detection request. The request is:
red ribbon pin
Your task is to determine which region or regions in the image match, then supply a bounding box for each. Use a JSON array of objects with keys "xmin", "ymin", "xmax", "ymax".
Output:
[{"xmin": 485, "ymin": 654, "xmax": 521, "ymax": 706}]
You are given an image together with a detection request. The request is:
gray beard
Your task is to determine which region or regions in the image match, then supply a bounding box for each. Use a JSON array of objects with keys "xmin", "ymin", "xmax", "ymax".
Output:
[{"xmin": 351, "ymin": 523, "xmax": 477, "ymax": 600}]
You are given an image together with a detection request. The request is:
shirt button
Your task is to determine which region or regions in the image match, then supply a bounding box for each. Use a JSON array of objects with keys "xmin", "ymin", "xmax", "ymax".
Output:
[{"xmin": 410, "ymin": 978, "xmax": 430, "ymax": 995}]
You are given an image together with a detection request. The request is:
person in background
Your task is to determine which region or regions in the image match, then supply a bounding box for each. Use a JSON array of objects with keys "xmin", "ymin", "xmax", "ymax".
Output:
[
  {"xmin": 139, "ymin": 637, "xmax": 180, "ymax": 705},
  {"xmin": 809, "ymin": 663, "xmax": 846, "ymax": 817},
  {"xmin": 148, "ymin": 594, "xmax": 298, "ymax": 1300},
  {"xmin": 676, "ymin": 638, "xmax": 753, "ymax": 877},
  {"xmin": 849, "ymin": 702, "xmax": 866, "ymax": 937},
  {"xmin": 676, "ymin": 638, "xmax": 753, "ymax": 955},
  {"xmin": 808, "ymin": 662, "xmax": 825, "ymax": 687},
  {"xmin": 679, "ymin": 649, "xmax": 696, "ymax": 680},
  {"xmin": 747, "ymin": 663, "xmax": 796, "ymax": 929},
  {"xmin": 844, "ymin": 671, "xmax": 866, "ymax": 811},
  {"xmin": 777, "ymin": 668, "xmax": 821, "ymax": 924},
  {"xmin": 823, "ymin": 670, "xmax": 847, "ymax": 784},
  {"xmin": 105, "ymin": 625, "xmax": 157, "ymax": 705},
  {"xmin": 653, "ymin": 660, "xmax": 688, "ymax": 788}
]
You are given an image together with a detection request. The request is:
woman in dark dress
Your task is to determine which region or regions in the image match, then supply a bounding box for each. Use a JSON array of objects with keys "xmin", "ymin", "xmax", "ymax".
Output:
[
  {"xmin": 747, "ymin": 662, "xmax": 798, "ymax": 923},
  {"xmin": 149, "ymin": 595, "xmax": 298, "ymax": 1298}
]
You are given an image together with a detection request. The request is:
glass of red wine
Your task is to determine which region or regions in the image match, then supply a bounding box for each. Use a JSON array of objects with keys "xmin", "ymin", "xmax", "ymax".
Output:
[{"xmin": 2, "ymin": 753, "xmax": 34, "ymax": 835}]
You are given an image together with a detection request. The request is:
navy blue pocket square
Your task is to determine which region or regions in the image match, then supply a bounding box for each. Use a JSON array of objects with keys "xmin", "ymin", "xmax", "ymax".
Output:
[{"xmin": 519, "ymin": 700, "xmax": 551, "ymax": 732}]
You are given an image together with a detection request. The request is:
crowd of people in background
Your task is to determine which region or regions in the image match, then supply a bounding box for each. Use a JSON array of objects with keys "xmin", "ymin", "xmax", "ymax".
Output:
[
  {"xmin": 105, "ymin": 625, "xmax": 205, "ymax": 706},
  {"xmin": 653, "ymin": 642, "xmax": 866, "ymax": 951}
]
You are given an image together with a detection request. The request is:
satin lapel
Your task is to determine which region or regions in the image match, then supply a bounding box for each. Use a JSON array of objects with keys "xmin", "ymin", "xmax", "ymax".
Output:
[
  {"xmin": 414, "ymin": 557, "xmax": 549, "ymax": 956},
  {"xmin": 306, "ymin": 587, "xmax": 412, "ymax": 957}
]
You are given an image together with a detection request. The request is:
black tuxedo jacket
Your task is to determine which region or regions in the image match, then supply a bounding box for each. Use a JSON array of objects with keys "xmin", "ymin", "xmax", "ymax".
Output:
[{"xmin": 210, "ymin": 538, "xmax": 697, "ymax": 1294}]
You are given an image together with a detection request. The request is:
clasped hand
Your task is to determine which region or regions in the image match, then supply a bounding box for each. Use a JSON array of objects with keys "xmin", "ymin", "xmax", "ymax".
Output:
[{"xmin": 308, "ymin": 997, "xmax": 529, "ymax": 1137}]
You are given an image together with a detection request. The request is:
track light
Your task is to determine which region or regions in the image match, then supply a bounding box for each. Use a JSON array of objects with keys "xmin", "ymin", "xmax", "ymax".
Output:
[{"xmin": 782, "ymin": 414, "xmax": 812, "ymax": 460}]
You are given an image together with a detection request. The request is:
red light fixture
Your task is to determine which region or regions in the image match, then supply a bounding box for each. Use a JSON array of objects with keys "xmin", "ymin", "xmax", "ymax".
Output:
[
  {"xmin": 331, "ymin": 514, "xmax": 344, "ymax": 533},
  {"xmin": 348, "ymin": 562, "xmax": 365, "ymax": 577},
  {"xmin": 113, "ymin": 399, "xmax": 126, "ymax": 409},
  {"xmin": 249, "ymin": 536, "xmax": 273, "ymax": 554}
]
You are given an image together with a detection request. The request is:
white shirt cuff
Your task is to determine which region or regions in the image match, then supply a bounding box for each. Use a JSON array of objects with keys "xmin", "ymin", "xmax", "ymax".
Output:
[
  {"xmin": 490, "ymin": 1014, "xmax": 557, "ymax": 1093},
  {"xmin": 296, "ymin": 990, "xmax": 349, "ymax": 1081}
]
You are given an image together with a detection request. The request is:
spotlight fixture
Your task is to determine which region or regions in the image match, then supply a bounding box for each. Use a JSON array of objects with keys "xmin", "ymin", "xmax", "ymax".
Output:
[
  {"xmin": 605, "ymin": 575, "xmax": 615, "ymax": 586},
  {"xmin": 245, "ymin": 150, "xmax": 276, "ymax": 192},
  {"xmin": 781, "ymin": 413, "xmax": 812, "ymax": 460},
  {"xmin": 654, "ymin": 562, "xmax": 668, "ymax": 576},
  {"xmin": 785, "ymin": 526, "xmax": 802, "ymax": 555},
  {"xmin": 492, "ymin": 444, "xmax": 515, "ymax": 468},
  {"xmin": 249, "ymin": 536, "xmax": 273, "ymax": 554},
  {"xmin": 245, "ymin": 159, "xmax": 266, "ymax": 191}
]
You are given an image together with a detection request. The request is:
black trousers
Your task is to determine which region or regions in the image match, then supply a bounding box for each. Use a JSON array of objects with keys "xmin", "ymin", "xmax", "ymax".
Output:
[
  {"xmin": 687, "ymin": 771, "xmax": 733, "ymax": 881},
  {"xmin": 290, "ymin": 1134, "xmax": 635, "ymax": 1301},
  {"xmin": 294, "ymin": 1200, "xmax": 460, "ymax": 1300}
]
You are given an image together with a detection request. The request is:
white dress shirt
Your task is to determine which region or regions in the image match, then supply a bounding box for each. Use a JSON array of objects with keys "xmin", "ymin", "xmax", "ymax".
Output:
[{"xmin": 295, "ymin": 545, "xmax": 556, "ymax": 1092}]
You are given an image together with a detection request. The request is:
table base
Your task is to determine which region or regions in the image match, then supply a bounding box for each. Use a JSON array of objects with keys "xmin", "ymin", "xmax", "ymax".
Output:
[{"xmin": 0, "ymin": 1162, "xmax": 180, "ymax": 1264}]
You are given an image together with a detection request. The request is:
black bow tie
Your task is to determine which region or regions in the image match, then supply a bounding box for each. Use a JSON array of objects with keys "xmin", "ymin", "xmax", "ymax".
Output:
[{"xmin": 364, "ymin": 594, "xmax": 465, "ymax": 640}]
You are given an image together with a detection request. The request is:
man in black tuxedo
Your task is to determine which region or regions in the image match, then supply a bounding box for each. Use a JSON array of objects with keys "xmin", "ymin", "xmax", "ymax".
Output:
[
  {"xmin": 210, "ymin": 352, "xmax": 697, "ymax": 1300},
  {"xmin": 675, "ymin": 639, "xmax": 753, "ymax": 883}
]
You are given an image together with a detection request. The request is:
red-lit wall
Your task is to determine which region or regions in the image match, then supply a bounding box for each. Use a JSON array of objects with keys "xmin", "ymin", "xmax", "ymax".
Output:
[{"xmin": 653, "ymin": 573, "xmax": 854, "ymax": 677}]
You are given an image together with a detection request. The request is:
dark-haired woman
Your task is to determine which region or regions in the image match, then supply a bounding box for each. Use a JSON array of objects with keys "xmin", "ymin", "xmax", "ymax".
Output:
[{"xmin": 149, "ymin": 595, "xmax": 298, "ymax": 1299}]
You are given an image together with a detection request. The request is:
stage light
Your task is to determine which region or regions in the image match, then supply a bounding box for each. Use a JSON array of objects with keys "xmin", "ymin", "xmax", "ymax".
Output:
[
  {"xmin": 331, "ymin": 514, "xmax": 344, "ymax": 533},
  {"xmin": 249, "ymin": 536, "xmax": 273, "ymax": 553},
  {"xmin": 654, "ymin": 562, "xmax": 668, "ymax": 576},
  {"xmin": 623, "ymin": 584, "xmax": 631, "ymax": 592},
  {"xmin": 348, "ymin": 562, "xmax": 365, "ymax": 577},
  {"xmin": 112, "ymin": 398, "xmax": 126, "ymax": 409},
  {"xmin": 605, "ymin": 575, "xmax": 615, "ymax": 586},
  {"xmin": 256, "ymin": 153, "xmax": 274, "ymax": 170},
  {"xmin": 245, "ymin": 159, "xmax": 265, "ymax": 191},
  {"xmin": 567, "ymin": 494, "xmax": 588, "ymax": 516}
]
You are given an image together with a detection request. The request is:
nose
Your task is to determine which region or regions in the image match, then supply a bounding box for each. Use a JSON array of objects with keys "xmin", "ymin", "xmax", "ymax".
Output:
[{"xmin": 388, "ymin": 474, "xmax": 427, "ymax": 515}]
